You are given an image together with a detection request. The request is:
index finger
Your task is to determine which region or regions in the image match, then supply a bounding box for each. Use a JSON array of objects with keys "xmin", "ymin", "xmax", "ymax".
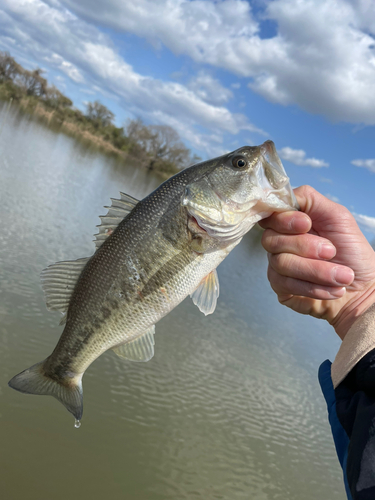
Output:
[{"xmin": 259, "ymin": 211, "xmax": 312, "ymax": 234}]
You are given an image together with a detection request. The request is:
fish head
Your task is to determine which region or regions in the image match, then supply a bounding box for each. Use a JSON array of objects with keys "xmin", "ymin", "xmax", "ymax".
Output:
[{"xmin": 182, "ymin": 140, "xmax": 299, "ymax": 245}]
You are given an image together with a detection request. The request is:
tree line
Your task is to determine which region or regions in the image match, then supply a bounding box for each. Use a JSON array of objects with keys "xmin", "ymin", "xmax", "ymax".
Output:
[{"xmin": 0, "ymin": 51, "xmax": 199, "ymax": 175}]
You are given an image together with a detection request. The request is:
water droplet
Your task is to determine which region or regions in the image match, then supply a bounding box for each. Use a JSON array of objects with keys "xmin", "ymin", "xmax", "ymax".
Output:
[{"xmin": 74, "ymin": 419, "xmax": 81, "ymax": 429}]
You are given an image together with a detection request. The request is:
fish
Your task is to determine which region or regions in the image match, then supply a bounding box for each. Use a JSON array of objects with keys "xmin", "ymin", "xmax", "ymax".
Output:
[{"xmin": 9, "ymin": 140, "xmax": 298, "ymax": 424}]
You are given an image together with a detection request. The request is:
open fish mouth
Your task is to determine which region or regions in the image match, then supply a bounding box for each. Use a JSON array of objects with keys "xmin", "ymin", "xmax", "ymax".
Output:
[
  {"xmin": 259, "ymin": 140, "xmax": 300, "ymax": 211},
  {"xmin": 183, "ymin": 140, "xmax": 299, "ymax": 243}
]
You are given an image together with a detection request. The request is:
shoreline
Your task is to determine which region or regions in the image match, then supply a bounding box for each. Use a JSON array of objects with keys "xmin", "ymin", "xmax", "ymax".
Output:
[{"xmin": 3, "ymin": 98, "xmax": 176, "ymax": 180}]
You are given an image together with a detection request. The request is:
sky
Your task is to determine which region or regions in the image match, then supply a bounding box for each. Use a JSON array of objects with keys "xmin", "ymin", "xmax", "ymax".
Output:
[{"xmin": 1, "ymin": 0, "xmax": 375, "ymax": 239}]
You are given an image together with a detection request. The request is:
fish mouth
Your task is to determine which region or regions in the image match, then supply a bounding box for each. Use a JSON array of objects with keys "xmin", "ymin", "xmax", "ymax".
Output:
[
  {"xmin": 259, "ymin": 140, "xmax": 300, "ymax": 211},
  {"xmin": 183, "ymin": 141, "xmax": 299, "ymax": 245}
]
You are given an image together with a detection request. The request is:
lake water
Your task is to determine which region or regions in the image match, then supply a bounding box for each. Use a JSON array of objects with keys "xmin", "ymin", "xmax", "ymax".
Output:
[{"xmin": 0, "ymin": 104, "xmax": 344, "ymax": 499}]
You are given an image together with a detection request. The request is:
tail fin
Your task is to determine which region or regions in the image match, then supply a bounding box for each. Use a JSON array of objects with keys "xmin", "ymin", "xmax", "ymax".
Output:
[{"xmin": 8, "ymin": 361, "xmax": 83, "ymax": 420}]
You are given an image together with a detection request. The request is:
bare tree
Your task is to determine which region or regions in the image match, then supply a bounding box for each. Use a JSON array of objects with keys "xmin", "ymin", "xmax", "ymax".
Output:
[
  {"xmin": 18, "ymin": 68, "xmax": 48, "ymax": 97},
  {"xmin": 44, "ymin": 85, "xmax": 73, "ymax": 108},
  {"xmin": 125, "ymin": 118, "xmax": 199, "ymax": 172},
  {"xmin": 0, "ymin": 51, "xmax": 22, "ymax": 82},
  {"xmin": 85, "ymin": 100, "xmax": 115, "ymax": 128}
]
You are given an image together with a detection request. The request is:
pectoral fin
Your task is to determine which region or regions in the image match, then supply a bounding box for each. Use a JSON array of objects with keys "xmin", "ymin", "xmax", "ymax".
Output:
[
  {"xmin": 112, "ymin": 326, "xmax": 155, "ymax": 362},
  {"xmin": 190, "ymin": 269, "xmax": 220, "ymax": 316}
]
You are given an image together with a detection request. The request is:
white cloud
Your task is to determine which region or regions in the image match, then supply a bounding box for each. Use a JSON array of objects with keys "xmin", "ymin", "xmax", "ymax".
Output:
[
  {"xmin": 80, "ymin": 87, "xmax": 96, "ymax": 95},
  {"xmin": 0, "ymin": 0, "xmax": 265, "ymax": 157},
  {"xmin": 187, "ymin": 71, "xmax": 233, "ymax": 105},
  {"xmin": 319, "ymin": 177, "xmax": 333, "ymax": 183},
  {"xmin": 44, "ymin": 53, "xmax": 84, "ymax": 83},
  {"xmin": 351, "ymin": 159, "xmax": 375, "ymax": 173},
  {"xmin": 353, "ymin": 213, "xmax": 375, "ymax": 234},
  {"xmin": 279, "ymin": 147, "xmax": 329, "ymax": 168},
  {"xmin": 54, "ymin": 0, "xmax": 375, "ymax": 125},
  {"xmin": 59, "ymin": 0, "xmax": 259, "ymax": 58}
]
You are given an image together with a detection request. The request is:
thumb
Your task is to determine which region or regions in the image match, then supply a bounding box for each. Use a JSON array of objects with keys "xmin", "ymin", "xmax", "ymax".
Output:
[
  {"xmin": 293, "ymin": 185, "xmax": 366, "ymax": 244},
  {"xmin": 294, "ymin": 186, "xmax": 347, "ymax": 225}
]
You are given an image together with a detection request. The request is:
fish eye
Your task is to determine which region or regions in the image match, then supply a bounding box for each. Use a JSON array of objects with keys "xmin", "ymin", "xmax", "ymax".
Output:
[{"xmin": 231, "ymin": 156, "xmax": 247, "ymax": 169}]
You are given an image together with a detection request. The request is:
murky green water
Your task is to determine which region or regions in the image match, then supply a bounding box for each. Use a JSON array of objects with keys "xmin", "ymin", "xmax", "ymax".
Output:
[{"xmin": 0, "ymin": 104, "xmax": 344, "ymax": 499}]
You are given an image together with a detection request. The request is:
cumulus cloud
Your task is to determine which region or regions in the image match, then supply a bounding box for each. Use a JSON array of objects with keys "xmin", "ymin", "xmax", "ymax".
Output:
[
  {"xmin": 279, "ymin": 147, "xmax": 329, "ymax": 168},
  {"xmin": 0, "ymin": 0, "xmax": 265, "ymax": 156},
  {"xmin": 187, "ymin": 71, "xmax": 233, "ymax": 106},
  {"xmin": 3, "ymin": 0, "xmax": 375, "ymax": 156},
  {"xmin": 353, "ymin": 213, "xmax": 375, "ymax": 234},
  {"xmin": 351, "ymin": 159, "xmax": 375, "ymax": 173},
  {"xmin": 56, "ymin": 0, "xmax": 375, "ymax": 125}
]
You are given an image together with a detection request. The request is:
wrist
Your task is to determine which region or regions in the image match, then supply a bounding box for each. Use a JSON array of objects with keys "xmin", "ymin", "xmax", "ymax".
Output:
[{"xmin": 331, "ymin": 285, "xmax": 375, "ymax": 340}]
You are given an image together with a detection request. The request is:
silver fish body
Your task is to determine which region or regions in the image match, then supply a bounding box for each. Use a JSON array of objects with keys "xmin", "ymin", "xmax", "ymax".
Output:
[{"xmin": 9, "ymin": 141, "xmax": 298, "ymax": 422}]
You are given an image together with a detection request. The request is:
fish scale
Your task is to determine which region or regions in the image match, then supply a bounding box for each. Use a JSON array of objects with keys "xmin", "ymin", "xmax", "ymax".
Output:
[{"xmin": 9, "ymin": 141, "xmax": 298, "ymax": 424}]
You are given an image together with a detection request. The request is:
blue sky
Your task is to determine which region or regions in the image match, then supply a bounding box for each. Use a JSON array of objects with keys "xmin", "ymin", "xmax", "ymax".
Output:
[{"xmin": 1, "ymin": 0, "xmax": 375, "ymax": 239}]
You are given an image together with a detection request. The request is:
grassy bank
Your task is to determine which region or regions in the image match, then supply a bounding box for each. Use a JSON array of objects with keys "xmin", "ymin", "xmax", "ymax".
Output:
[{"xmin": 0, "ymin": 51, "xmax": 199, "ymax": 178}]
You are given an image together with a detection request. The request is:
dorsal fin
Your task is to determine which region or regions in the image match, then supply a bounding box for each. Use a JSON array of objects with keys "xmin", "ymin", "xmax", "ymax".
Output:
[
  {"xmin": 94, "ymin": 192, "xmax": 139, "ymax": 249},
  {"xmin": 190, "ymin": 269, "xmax": 220, "ymax": 316},
  {"xmin": 112, "ymin": 326, "xmax": 155, "ymax": 362},
  {"xmin": 41, "ymin": 257, "xmax": 90, "ymax": 314}
]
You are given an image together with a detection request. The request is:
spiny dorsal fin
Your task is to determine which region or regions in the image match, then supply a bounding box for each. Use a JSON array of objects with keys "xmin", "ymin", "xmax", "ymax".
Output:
[
  {"xmin": 94, "ymin": 192, "xmax": 139, "ymax": 249},
  {"xmin": 190, "ymin": 269, "xmax": 220, "ymax": 316},
  {"xmin": 41, "ymin": 257, "xmax": 90, "ymax": 313},
  {"xmin": 112, "ymin": 326, "xmax": 155, "ymax": 362}
]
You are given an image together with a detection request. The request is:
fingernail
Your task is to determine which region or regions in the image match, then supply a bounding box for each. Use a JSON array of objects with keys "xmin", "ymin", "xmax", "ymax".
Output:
[
  {"xmin": 333, "ymin": 267, "xmax": 354, "ymax": 285},
  {"xmin": 331, "ymin": 287, "xmax": 346, "ymax": 297},
  {"xmin": 318, "ymin": 243, "xmax": 336, "ymax": 259},
  {"xmin": 290, "ymin": 215, "xmax": 310, "ymax": 233}
]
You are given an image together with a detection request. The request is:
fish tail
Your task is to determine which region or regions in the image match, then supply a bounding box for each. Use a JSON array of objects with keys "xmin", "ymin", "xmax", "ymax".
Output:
[{"xmin": 8, "ymin": 360, "xmax": 83, "ymax": 420}]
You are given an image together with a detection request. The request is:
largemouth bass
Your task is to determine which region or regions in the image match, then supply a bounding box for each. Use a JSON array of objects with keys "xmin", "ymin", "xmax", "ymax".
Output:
[{"xmin": 9, "ymin": 141, "xmax": 298, "ymax": 424}]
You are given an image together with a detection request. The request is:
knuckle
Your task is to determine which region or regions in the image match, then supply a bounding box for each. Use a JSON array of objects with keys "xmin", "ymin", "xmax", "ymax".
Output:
[
  {"xmin": 270, "ymin": 252, "xmax": 292, "ymax": 273},
  {"xmin": 262, "ymin": 230, "xmax": 281, "ymax": 252},
  {"xmin": 293, "ymin": 235, "xmax": 308, "ymax": 256},
  {"xmin": 278, "ymin": 295, "xmax": 292, "ymax": 305},
  {"xmin": 267, "ymin": 266, "xmax": 282, "ymax": 293},
  {"xmin": 338, "ymin": 206, "xmax": 354, "ymax": 223},
  {"xmin": 261, "ymin": 229, "xmax": 271, "ymax": 249},
  {"xmin": 299, "ymin": 184, "xmax": 316, "ymax": 198},
  {"xmin": 304, "ymin": 282, "xmax": 317, "ymax": 296}
]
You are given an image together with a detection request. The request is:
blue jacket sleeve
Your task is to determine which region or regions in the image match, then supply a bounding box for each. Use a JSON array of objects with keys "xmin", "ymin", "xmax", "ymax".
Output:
[{"xmin": 319, "ymin": 351, "xmax": 375, "ymax": 500}]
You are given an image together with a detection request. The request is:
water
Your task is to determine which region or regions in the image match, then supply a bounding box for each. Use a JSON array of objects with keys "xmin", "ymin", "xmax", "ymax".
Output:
[{"xmin": 0, "ymin": 104, "xmax": 344, "ymax": 499}]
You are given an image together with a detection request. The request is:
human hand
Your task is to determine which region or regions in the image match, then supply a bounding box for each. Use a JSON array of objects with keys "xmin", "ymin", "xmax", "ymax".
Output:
[{"xmin": 259, "ymin": 186, "xmax": 375, "ymax": 340}]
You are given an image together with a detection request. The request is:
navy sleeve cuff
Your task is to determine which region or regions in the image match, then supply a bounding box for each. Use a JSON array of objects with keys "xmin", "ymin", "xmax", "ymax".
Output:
[{"xmin": 329, "ymin": 348, "xmax": 375, "ymax": 499}]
